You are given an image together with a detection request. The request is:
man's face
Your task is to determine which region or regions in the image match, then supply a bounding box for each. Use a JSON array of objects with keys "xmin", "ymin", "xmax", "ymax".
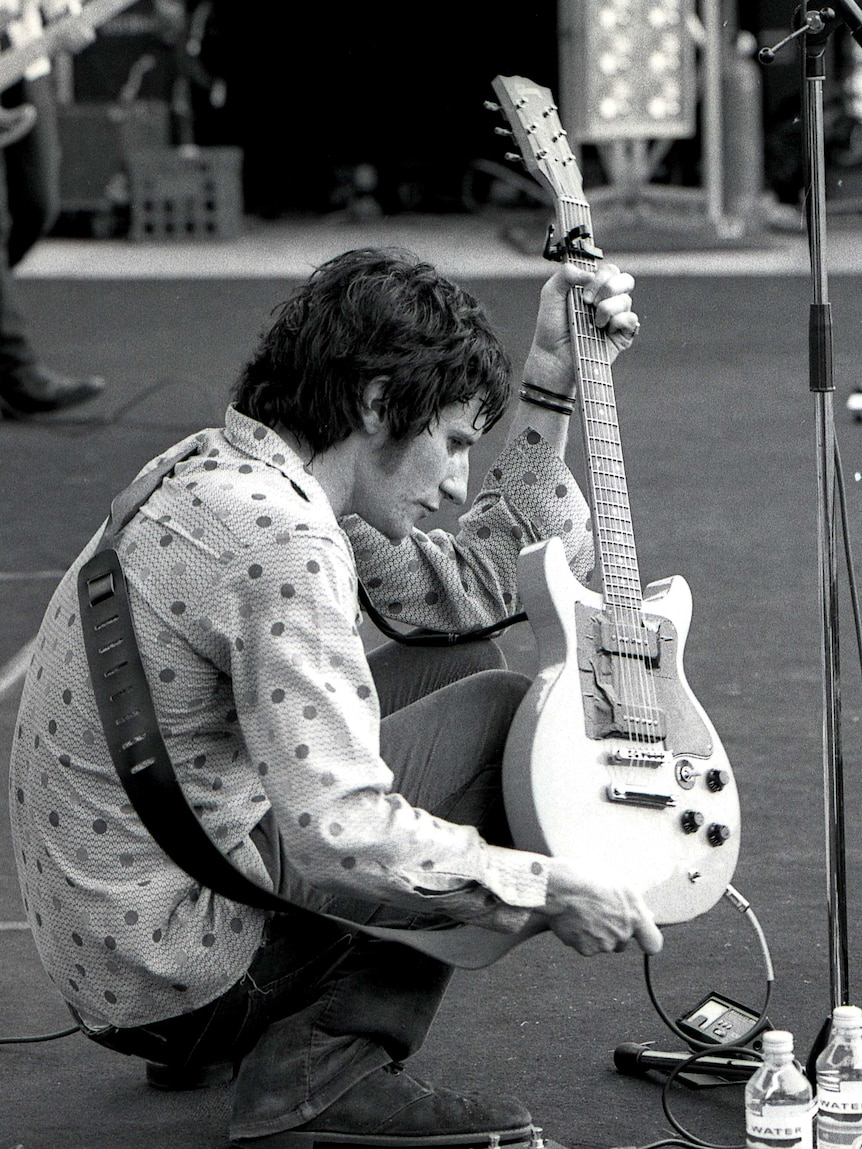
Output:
[{"xmin": 356, "ymin": 394, "xmax": 486, "ymax": 541}]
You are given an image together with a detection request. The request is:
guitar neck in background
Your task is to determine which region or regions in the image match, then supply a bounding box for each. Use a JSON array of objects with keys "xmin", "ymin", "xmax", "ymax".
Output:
[{"xmin": 0, "ymin": 0, "xmax": 134, "ymax": 93}]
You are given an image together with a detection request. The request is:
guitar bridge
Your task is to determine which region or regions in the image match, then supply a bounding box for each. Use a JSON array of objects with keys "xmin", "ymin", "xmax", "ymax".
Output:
[
  {"xmin": 607, "ymin": 784, "xmax": 676, "ymax": 810},
  {"xmin": 608, "ymin": 746, "xmax": 667, "ymax": 768}
]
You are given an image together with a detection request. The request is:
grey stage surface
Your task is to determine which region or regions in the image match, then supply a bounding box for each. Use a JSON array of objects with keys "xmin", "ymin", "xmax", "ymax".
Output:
[{"xmin": 3, "ymin": 233, "xmax": 862, "ymax": 1148}]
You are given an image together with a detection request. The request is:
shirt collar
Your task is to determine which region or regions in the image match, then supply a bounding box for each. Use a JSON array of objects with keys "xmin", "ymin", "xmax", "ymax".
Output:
[{"xmin": 222, "ymin": 404, "xmax": 330, "ymax": 514}]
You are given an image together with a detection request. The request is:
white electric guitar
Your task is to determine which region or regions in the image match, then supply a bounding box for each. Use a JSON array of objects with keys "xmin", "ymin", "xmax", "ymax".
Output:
[{"xmin": 495, "ymin": 75, "xmax": 740, "ymax": 926}]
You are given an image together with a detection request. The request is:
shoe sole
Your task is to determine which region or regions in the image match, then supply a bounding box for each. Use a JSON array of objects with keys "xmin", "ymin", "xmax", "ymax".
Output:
[
  {"xmin": 231, "ymin": 1125, "xmax": 538, "ymax": 1148},
  {"xmin": 0, "ymin": 379, "xmax": 105, "ymax": 419}
]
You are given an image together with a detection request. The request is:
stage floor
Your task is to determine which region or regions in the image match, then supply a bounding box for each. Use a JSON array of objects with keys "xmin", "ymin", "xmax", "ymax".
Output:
[{"xmin": 3, "ymin": 220, "xmax": 862, "ymax": 1148}]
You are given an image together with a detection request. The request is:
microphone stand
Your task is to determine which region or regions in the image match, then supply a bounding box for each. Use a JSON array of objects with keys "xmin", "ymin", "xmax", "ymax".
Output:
[{"xmin": 767, "ymin": 6, "xmax": 852, "ymax": 1066}]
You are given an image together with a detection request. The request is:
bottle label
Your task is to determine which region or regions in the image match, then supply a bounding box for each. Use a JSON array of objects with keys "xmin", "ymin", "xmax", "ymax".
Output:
[
  {"xmin": 746, "ymin": 1103, "xmax": 815, "ymax": 1149},
  {"xmin": 819, "ymin": 1077, "xmax": 862, "ymax": 1106},
  {"xmin": 818, "ymin": 1081, "xmax": 862, "ymax": 1148}
]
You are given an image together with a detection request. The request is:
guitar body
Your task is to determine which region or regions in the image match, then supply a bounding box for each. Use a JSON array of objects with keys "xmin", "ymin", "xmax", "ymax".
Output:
[{"xmin": 503, "ymin": 537, "xmax": 740, "ymax": 926}]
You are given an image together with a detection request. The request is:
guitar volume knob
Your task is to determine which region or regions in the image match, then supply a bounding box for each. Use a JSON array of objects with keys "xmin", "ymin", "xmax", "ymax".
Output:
[
  {"xmin": 680, "ymin": 810, "xmax": 705, "ymax": 835},
  {"xmin": 707, "ymin": 823, "xmax": 731, "ymax": 847},
  {"xmin": 706, "ymin": 768, "xmax": 730, "ymax": 792}
]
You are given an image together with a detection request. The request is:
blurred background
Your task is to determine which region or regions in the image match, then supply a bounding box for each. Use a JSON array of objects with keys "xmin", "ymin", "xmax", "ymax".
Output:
[{"xmin": 42, "ymin": 0, "xmax": 862, "ymax": 247}]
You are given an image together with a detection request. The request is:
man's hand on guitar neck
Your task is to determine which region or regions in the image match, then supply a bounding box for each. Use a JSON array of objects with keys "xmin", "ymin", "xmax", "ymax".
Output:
[
  {"xmin": 525, "ymin": 261, "xmax": 639, "ymax": 396},
  {"xmin": 540, "ymin": 855, "xmax": 663, "ymax": 958},
  {"xmin": 509, "ymin": 261, "xmax": 640, "ymax": 456}
]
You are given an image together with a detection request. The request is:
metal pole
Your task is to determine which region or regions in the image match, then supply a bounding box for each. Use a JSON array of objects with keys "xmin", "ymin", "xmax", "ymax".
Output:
[
  {"xmin": 701, "ymin": 0, "xmax": 724, "ymax": 225},
  {"xmin": 802, "ymin": 27, "xmax": 850, "ymax": 1012}
]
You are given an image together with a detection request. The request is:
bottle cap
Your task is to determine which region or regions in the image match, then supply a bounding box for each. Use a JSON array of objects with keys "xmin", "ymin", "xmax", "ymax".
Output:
[
  {"xmin": 762, "ymin": 1029, "xmax": 795, "ymax": 1054},
  {"xmin": 832, "ymin": 1005, "xmax": 862, "ymax": 1029}
]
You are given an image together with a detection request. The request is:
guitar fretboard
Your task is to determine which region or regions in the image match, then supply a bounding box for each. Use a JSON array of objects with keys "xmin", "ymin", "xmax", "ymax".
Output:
[{"xmin": 559, "ymin": 196, "xmax": 642, "ymax": 610}]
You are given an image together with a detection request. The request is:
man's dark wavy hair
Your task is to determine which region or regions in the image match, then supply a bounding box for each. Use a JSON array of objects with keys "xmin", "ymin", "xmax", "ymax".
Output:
[{"xmin": 233, "ymin": 247, "xmax": 512, "ymax": 452}]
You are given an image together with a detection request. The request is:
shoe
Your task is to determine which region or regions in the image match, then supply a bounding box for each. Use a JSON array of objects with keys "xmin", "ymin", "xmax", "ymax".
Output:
[
  {"xmin": 0, "ymin": 364, "xmax": 106, "ymax": 418},
  {"xmin": 231, "ymin": 1061, "xmax": 534, "ymax": 1147}
]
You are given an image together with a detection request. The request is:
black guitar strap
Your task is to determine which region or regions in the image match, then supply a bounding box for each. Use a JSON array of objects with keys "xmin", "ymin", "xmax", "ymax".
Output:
[{"xmin": 76, "ymin": 444, "xmax": 537, "ymax": 968}]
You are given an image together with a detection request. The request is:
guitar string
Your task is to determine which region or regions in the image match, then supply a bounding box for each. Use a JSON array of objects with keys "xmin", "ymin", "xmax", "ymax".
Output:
[
  {"xmin": 558, "ymin": 194, "xmax": 661, "ymax": 764},
  {"xmin": 524, "ymin": 96, "xmax": 662, "ymax": 787}
]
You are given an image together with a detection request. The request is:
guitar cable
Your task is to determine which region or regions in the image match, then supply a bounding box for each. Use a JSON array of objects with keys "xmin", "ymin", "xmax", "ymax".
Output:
[
  {"xmin": 644, "ymin": 885, "xmax": 774, "ymax": 1054},
  {"xmin": 619, "ymin": 885, "xmax": 774, "ymax": 1149}
]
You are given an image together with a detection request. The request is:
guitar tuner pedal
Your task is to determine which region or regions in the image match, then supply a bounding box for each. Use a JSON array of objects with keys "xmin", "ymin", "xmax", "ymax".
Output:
[{"xmin": 676, "ymin": 991, "xmax": 767, "ymax": 1047}]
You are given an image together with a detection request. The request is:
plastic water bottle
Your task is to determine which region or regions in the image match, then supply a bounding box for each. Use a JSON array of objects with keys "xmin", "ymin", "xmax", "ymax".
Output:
[
  {"xmin": 745, "ymin": 1030, "xmax": 814, "ymax": 1149},
  {"xmin": 816, "ymin": 1004, "xmax": 862, "ymax": 1149}
]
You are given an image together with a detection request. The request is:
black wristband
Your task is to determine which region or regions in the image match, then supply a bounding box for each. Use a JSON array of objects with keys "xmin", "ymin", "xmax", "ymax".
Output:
[
  {"xmin": 518, "ymin": 387, "xmax": 574, "ymax": 417},
  {"xmin": 521, "ymin": 380, "xmax": 576, "ymax": 405}
]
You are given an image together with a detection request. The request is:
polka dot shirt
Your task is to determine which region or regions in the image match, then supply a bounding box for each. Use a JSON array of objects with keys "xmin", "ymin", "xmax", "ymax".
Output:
[{"xmin": 9, "ymin": 408, "xmax": 595, "ymax": 1028}]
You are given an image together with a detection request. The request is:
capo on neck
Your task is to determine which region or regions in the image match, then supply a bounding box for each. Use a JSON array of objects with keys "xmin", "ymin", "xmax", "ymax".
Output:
[{"xmin": 543, "ymin": 223, "xmax": 604, "ymax": 263}]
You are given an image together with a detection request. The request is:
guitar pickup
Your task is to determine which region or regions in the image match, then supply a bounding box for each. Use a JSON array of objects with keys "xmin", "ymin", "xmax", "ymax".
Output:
[
  {"xmin": 600, "ymin": 617, "xmax": 660, "ymax": 662},
  {"xmin": 607, "ymin": 784, "xmax": 676, "ymax": 809}
]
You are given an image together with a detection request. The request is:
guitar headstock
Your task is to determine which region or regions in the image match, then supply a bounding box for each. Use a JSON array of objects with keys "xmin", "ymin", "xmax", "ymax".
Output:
[{"xmin": 491, "ymin": 74, "xmax": 585, "ymax": 206}]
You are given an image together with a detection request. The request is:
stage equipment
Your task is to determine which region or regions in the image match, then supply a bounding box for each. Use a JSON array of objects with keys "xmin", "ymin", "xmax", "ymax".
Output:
[
  {"xmin": 618, "ymin": 5, "xmax": 862, "ymax": 1105},
  {"xmin": 759, "ymin": 4, "xmax": 862, "ymax": 1071},
  {"xmin": 614, "ymin": 1043, "xmax": 762, "ymax": 1088},
  {"xmin": 555, "ymin": 1, "xmax": 763, "ymax": 236},
  {"xmin": 613, "ymin": 4, "xmax": 862, "ymax": 1108},
  {"xmin": 557, "ymin": 0, "xmax": 697, "ymax": 143}
]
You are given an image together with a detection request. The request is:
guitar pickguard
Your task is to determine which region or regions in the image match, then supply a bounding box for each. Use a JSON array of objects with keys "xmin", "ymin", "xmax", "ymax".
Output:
[{"xmin": 575, "ymin": 602, "xmax": 713, "ymax": 756}]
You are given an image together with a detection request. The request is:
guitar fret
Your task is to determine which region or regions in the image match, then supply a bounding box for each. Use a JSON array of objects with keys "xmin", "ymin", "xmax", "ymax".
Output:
[
  {"xmin": 597, "ymin": 533, "xmax": 635, "ymax": 545},
  {"xmin": 593, "ymin": 467, "xmax": 627, "ymax": 481},
  {"xmin": 601, "ymin": 546, "xmax": 637, "ymax": 559},
  {"xmin": 599, "ymin": 528, "xmax": 636, "ymax": 541},
  {"xmin": 593, "ymin": 475, "xmax": 630, "ymax": 489}
]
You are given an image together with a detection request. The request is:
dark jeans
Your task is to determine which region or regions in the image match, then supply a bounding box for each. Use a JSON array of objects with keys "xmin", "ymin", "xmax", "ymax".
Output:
[{"xmin": 85, "ymin": 640, "xmax": 530, "ymax": 1140}]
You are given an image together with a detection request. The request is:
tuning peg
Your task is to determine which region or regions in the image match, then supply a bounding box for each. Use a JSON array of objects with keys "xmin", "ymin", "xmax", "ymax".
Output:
[
  {"xmin": 504, "ymin": 152, "xmax": 523, "ymax": 165},
  {"xmin": 494, "ymin": 126, "xmax": 514, "ymax": 137},
  {"xmin": 484, "ymin": 100, "xmax": 501, "ymax": 112}
]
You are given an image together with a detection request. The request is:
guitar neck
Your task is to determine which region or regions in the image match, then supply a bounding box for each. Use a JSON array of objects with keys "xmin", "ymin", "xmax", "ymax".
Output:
[
  {"xmin": 0, "ymin": 0, "xmax": 133, "ymax": 93},
  {"xmin": 560, "ymin": 196, "xmax": 642, "ymax": 609}
]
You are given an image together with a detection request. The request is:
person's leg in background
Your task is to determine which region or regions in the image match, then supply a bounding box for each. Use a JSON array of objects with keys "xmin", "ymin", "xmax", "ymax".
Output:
[{"xmin": 0, "ymin": 76, "xmax": 105, "ymax": 418}]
